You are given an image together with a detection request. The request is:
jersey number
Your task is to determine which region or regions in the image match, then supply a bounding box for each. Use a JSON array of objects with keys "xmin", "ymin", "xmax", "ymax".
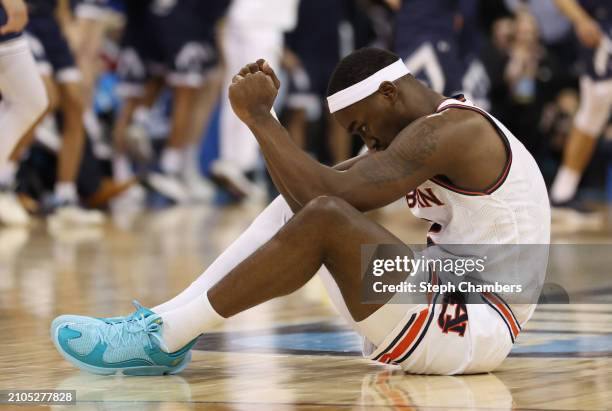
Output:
[{"xmin": 438, "ymin": 294, "xmax": 468, "ymax": 337}]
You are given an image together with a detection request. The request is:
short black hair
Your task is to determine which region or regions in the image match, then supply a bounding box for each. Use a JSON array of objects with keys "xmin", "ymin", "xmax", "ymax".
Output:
[{"xmin": 327, "ymin": 48, "xmax": 401, "ymax": 97}]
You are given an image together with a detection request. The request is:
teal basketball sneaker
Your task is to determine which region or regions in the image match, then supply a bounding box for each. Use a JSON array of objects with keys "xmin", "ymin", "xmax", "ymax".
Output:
[{"xmin": 51, "ymin": 303, "xmax": 197, "ymax": 376}]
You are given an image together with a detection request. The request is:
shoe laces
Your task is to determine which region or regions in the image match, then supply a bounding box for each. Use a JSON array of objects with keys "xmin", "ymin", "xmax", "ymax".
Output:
[{"xmin": 96, "ymin": 312, "xmax": 161, "ymax": 350}]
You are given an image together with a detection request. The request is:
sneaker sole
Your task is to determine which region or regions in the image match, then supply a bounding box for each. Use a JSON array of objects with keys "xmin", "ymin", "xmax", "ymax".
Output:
[{"xmin": 51, "ymin": 320, "xmax": 192, "ymax": 376}]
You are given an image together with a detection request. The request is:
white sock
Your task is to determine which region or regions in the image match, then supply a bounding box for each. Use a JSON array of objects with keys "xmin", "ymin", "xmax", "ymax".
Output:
[
  {"xmin": 152, "ymin": 195, "xmax": 294, "ymax": 313},
  {"xmin": 182, "ymin": 144, "xmax": 200, "ymax": 178},
  {"xmin": 55, "ymin": 182, "xmax": 78, "ymax": 204},
  {"xmin": 113, "ymin": 155, "xmax": 133, "ymax": 182},
  {"xmin": 151, "ymin": 195, "xmax": 363, "ymax": 341},
  {"xmin": 551, "ymin": 166, "xmax": 580, "ymax": 203},
  {"xmin": 160, "ymin": 148, "xmax": 183, "ymax": 175},
  {"xmin": 159, "ymin": 294, "xmax": 225, "ymax": 352},
  {"xmin": 0, "ymin": 161, "xmax": 17, "ymax": 187}
]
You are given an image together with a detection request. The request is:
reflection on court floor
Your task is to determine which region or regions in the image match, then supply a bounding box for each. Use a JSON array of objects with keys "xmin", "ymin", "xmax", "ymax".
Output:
[{"xmin": 0, "ymin": 205, "xmax": 610, "ymax": 410}]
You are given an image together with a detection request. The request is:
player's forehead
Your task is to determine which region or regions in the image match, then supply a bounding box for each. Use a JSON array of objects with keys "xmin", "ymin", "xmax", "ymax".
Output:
[{"xmin": 331, "ymin": 99, "xmax": 372, "ymax": 131}]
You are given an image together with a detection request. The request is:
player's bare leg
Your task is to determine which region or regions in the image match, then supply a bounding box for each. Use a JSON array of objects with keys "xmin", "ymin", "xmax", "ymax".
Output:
[
  {"xmin": 43, "ymin": 79, "xmax": 106, "ymax": 226},
  {"xmin": 166, "ymin": 86, "xmax": 197, "ymax": 152},
  {"xmin": 56, "ymin": 81, "xmax": 85, "ymax": 196},
  {"xmin": 551, "ymin": 126, "xmax": 598, "ymax": 205},
  {"xmin": 148, "ymin": 85, "xmax": 201, "ymax": 203},
  {"xmin": 160, "ymin": 196, "xmax": 414, "ymax": 352},
  {"xmin": 208, "ymin": 196, "xmax": 402, "ymax": 319},
  {"xmin": 182, "ymin": 70, "xmax": 224, "ymax": 202},
  {"xmin": 550, "ymin": 76, "xmax": 612, "ymax": 206}
]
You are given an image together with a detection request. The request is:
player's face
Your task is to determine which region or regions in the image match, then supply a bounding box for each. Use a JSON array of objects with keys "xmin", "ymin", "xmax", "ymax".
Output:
[{"xmin": 332, "ymin": 96, "xmax": 406, "ymax": 152}]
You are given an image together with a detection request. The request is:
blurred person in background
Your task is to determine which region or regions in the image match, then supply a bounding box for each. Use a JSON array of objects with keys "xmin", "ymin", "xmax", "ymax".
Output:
[
  {"xmin": 457, "ymin": 0, "xmax": 491, "ymax": 110},
  {"xmin": 549, "ymin": 0, "xmax": 612, "ymax": 211},
  {"xmin": 387, "ymin": 0, "xmax": 465, "ymax": 97},
  {"xmin": 67, "ymin": 0, "xmax": 123, "ymax": 162},
  {"xmin": 112, "ymin": 0, "xmax": 228, "ymax": 205},
  {"xmin": 0, "ymin": 0, "xmax": 48, "ymax": 224},
  {"xmin": 505, "ymin": 0, "xmax": 574, "ymax": 68},
  {"xmin": 68, "ymin": 0, "xmax": 121, "ymax": 109},
  {"xmin": 211, "ymin": 0, "xmax": 300, "ymax": 201},
  {"xmin": 482, "ymin": 8, "xmax": 565, "ymax": 159},
  {"xmin": 282, "ymin": 0, "xmax": 350, "ymax": 164},
  {"xmin": 0, "ymin": 0, "xmax": 104, "ymax": 227}
]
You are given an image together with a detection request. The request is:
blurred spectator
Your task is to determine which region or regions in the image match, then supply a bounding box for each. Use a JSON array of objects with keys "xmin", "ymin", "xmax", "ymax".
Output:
[
  {"xmin": 457, "ymin": 0, "xmax": 491, "ymax": 109},
  {"xmin": 282, "ymin": 0, "xmax": 350, "ymax": 163},
  {"xmin": 549, "ymin": 0, "xmax": 612, "ymax": 207},
  {"xmin": 505, "ymin": 0, "xmax": 577, "ymax": 83},
  {"xmin": 390, "ymin": 0, "xmax": 465, "ymax": 96},
  {"xmin": 0, "ymin": 0, "xmax": 105, "ymax": 226},
  {"xmin": 211, "ymin": 0, "xmax": 300, "ymax": 201},
  {"xmin": 112, "ymin": 0, "xmax": 227, "ymax": 205},
  {"xmin": 482, "ymin": 10, "xmax": 565, "ymax": 158}
]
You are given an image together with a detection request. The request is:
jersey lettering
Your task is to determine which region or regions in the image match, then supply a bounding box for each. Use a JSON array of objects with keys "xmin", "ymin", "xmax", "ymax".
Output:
[{"xmin": 406, "ymin": 188, "xmax": 444, "ymax": 208}]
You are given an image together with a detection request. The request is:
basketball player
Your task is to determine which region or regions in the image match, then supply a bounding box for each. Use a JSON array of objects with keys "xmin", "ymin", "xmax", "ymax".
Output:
[
  {"xmin": 114, "ymin": 0, "xmax": 226, "ymax": 203},
  {"xmin": 0, "ymin": 0, "xmax": 105, "ymax": 226},
  {"xmin": 283, "ymin": 0, "xmax": 351, "ymax": 163},
  {"xmin": 0, "ymin": 0, "xmax": 47, "ymax": 164},
  {"xmin": 0, "ymin": 0, "xmax": 48, "ymax": 224},
  {"xmin": 549, "ymin": 0, "xmax": 612, "ymax": 208},
  {"xmin": 50, "ymin": 48, "xmax": 550, "ymax": 376},
  {"xmin": 212, "ymin": 0, "xmax": 299, "ymax": 200}
]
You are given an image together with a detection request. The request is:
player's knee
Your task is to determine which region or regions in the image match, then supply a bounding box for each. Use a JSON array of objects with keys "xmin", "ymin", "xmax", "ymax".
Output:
[
  {"xmin": 303, "ymin": 196, "xmax": 353, "ymax": 221},
  {"xmin": 575, "ymin": 78, "xmax": 612, "ymax": 137}
]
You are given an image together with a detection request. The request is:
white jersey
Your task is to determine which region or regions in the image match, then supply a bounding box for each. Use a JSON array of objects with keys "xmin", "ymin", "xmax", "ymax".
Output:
[
  {"xmin": 405, "ymin": 96, "xmax": 549, "ymax": 328},
  {"xmin": 406, "ymin": 96, "xmax": 550, "ymax": 246},
  {"xmin": 361, "ymin": 97, "xmax": 550, "ymax": 374}
]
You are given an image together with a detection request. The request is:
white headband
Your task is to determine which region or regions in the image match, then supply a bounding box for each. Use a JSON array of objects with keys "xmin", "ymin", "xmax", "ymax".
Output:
[{"xmin": 327, "ymin": 59, "xmax": 410, "ymax": 113}]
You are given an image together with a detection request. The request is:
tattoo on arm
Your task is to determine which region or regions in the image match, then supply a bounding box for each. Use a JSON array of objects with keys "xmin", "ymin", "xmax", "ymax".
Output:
[{"xmin": 357, "ymin": 121, "xmax": 439, "ymax": 185}]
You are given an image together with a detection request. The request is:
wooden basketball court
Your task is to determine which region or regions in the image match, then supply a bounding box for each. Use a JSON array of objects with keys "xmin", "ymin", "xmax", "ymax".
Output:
[{"xmin": 0, "ymin": 203, "xmax": 611, "ymax": 410}]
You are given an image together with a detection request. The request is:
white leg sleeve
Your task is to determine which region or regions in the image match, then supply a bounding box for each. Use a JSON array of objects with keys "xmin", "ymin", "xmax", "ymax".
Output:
[
  {"xmin": 0, "ymin": 37, "xmax": 48, "ymax": 163},
  {"xmin": 219, "ymin": 24, "xmax": 283, "ymax": 172},
  {"xmin": 153, "ymin": 195, "xmax": 360, "ymax": 331},
  {"xmin": 153, "ymin": 195, "xmax": 294, "ymax": 313},
  {"xmin": 574, "ymin": 76, "xmax": 612, "ymax": 137}
]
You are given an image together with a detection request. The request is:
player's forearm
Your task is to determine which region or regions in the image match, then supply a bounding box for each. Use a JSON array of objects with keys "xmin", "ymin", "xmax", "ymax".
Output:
[
  {"xmin": 247, "ymin": 114, "xmax": 351, "ymax": 208},
  {"xmin": 266, "ymin": 161, "xmax": 302, "ymax": 213},
  {"xmin": 554, "ymin": 0, "xmax": 591, "ymax": 24}
]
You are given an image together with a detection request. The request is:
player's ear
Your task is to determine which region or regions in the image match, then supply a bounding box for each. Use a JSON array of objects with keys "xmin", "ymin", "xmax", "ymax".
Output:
[{"xmin": 378, "ymin": 81, "xmax": 398, "ymax": 102}]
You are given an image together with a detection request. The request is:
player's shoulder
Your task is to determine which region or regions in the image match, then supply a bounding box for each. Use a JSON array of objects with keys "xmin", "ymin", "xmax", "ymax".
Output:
[
  {"xmin": 426, "ymin": 105, "xmax": 493, "ymax": 143},
  {"xmin": 400, "ymin": 105, "xmax": 486, "ymax": 143},
  {"xmin": 391, "ymin": 105, "xmax": 496, "ymax": 171}
]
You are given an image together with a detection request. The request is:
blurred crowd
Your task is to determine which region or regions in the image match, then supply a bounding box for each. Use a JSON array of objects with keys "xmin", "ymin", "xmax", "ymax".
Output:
[{"xmin": 0, "ymin": 0, "xmax": 610, "ymax": 229}]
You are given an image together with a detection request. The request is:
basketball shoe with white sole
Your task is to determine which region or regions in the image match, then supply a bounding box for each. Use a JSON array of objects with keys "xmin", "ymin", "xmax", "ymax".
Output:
[{"xmin": 51, "ymin": 304, "xmax": 197, "ymax": 376}]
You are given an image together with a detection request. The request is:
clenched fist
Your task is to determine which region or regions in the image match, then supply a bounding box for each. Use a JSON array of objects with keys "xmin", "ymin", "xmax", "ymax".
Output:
[{"xmin": 229, "ymin": 59, "xmax": 281, "ymax": 125}]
